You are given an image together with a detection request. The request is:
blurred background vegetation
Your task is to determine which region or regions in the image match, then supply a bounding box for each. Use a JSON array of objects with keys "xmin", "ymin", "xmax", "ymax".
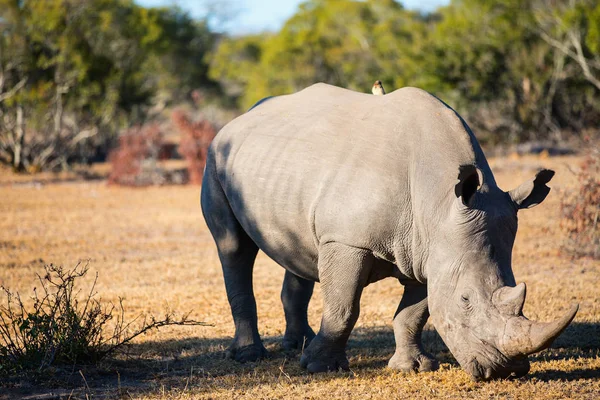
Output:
[{"xmin": 0, "ymin": 0, "xmax": 598, "ymax": 175}]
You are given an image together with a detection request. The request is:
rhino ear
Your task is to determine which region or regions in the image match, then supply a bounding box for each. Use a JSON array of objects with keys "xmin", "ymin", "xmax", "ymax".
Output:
[
  {"xmin": 455, "ymin": 164, "xmax": 481, "ymax": 206},
  {"xmin": 509, "ymin": 169, "xmax": 555, "ymax": 209}
]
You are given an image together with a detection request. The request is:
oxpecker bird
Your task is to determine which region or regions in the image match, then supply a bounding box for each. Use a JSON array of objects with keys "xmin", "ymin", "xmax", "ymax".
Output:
[{"xmin": 372, "ymin": 80, "xmax": 386, "ymax": 95}]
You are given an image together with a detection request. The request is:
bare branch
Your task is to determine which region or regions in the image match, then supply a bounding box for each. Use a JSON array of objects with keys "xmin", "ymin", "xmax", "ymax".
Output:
[
  {"xmin": 99, "ymin": 313, "xmax": 210, "ymax": 358},
  {"xmin": 69, "ymin": 127, "xmax": 98, "ymax": 148},
  {"xmin": 537, "ymin": 29, "xmax": 578, "ymax": 60},
  {"xmin": 0, "ymin": 77, "xmax": 26, "ymax": 103},
  {"xmin": 567, "ymin": 30, "xmax": 600, "ymax": 91}
]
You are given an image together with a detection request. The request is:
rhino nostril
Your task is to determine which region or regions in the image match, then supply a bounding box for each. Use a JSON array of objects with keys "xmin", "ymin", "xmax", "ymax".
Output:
[
  {"xmin": 485, "ymin": 368, "xmax": 493, "ymax": 380},
  {"xmin": 466, "ymin": 358, "xmax": 486, "ymax": 381}
]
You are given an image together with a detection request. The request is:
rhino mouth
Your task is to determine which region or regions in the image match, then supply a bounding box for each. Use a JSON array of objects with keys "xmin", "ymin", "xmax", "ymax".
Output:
[
  {"xmin": 465, "ymin": 356, "xmax": 530, "ymax": 381},
  {"xmin": 462, "ymin": 339, "xmax": 530, "ymax": 381}
]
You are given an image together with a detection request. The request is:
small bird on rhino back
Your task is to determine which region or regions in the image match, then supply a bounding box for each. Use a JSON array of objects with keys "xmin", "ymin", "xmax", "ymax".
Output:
[{"xmin": 372, "ymin": 80, "xmax": 386, "ymax": 95}]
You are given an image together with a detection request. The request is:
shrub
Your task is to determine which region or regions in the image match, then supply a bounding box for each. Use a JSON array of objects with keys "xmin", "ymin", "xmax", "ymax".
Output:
[
  {"xmin": 107, "ymin": 124, "xmax": 166, "ymax": 186},
  {"xmin": 172, "ymin": 110, "xmax": 216, "ymax": 185},
  {"xmin": 0, "ymin": 262, "xmax": 207, "ymax": 377},
  {"xmin": 560, "ymin": 147, "xmax": 600, "ymax": 259}
]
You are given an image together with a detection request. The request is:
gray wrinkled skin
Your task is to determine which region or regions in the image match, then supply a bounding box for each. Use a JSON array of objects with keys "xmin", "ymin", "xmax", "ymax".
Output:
[{"xmin": 201, "ymin": 83, "xmax": 578, "ymax": 381}]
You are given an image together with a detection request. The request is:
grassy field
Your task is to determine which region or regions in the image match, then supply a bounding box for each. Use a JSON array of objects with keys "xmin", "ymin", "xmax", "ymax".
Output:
[{"xmin": 0, "ymin": 154, "xmax": 599, "ymax": 399}]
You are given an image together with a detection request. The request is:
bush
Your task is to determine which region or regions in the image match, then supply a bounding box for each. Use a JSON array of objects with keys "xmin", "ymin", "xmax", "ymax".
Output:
[
  {"xmin": 107, "ymin": 124, "xmax": 168, "ymax": 186},
  {"xmin": 560, "ymin": 147, "xmax": 600, "ymax": 259},
  {"xmin": 172, "ymin": 110, "xmax": 216, "ymax": 185},
  {"xmin": 0, "ymin": 262, "xmax": 207, "ymax": 377}
]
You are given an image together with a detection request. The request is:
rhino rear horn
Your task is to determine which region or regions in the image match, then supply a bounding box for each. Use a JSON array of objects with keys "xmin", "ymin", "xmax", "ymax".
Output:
[{"xmin": 492, "ymin": 283, "xmax": 526, "ymax": 316}]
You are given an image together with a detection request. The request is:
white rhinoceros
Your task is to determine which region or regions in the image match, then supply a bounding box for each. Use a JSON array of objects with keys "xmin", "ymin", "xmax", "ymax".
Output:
[{"xmin": 201, "ymin": 83, "xmax": 578, "ymax": 381}]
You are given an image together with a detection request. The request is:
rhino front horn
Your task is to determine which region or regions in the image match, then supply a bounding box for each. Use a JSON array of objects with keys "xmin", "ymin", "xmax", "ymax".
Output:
[{"xmin": 500, "ymin": 303, "xmax": 579, "ymax": 358}]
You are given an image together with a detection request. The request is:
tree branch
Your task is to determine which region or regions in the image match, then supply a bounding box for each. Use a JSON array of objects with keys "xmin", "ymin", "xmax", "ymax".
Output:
[
  {"xmin": 69, "ymin": 127, "xmax": 98, "ymax": 148},
  {"xmin": 568, "ymin": 30, "xmax": 600, "ymax": 91},
  {"xmin": 538, "ymin": 29, "xmax": 578, "ymax": 60},
  {"xmin": 0, "ymin": 78, "xmax": 26, "ymax": 103},
  {"xmin": 538, "ymin": 29, "xmax": 600, "ymax": 91}
]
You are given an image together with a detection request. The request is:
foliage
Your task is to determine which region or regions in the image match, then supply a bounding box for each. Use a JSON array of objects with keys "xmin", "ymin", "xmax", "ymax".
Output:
[
  {"xmin": 143, "ymin": 7, "xmax": 220, "ymax": 106},
  {"xmin": 534, "ymin": 0, "xmax": 600, "ymax": 90},
  {"xmin": 208, "ymin": 34, "xmax": 265, "ymax": 106},
  {"xmin": 172, "ymin": 109, "xmax": 216, "ymax": 185},
  {"xmin": 210, "ymin": 0, "xmax": 426, "ymax": 110},
  {"xmin": 560, "ymin": 145, "xmax": 600, "ymax": 259},
  {"xmin": 107, "ymin": 124, "xmax": 168, "ymax": 186},
  {"xmin": 0, "ymin": 0, "xmax": 218, "ymax": 172},
  {"xmin": 0, "ymin": 262, "xmax": 208, "ymax": 377},
  {"xmin": 108, "ymin": 110, "xmax": 216, "ymax": 187},
  {"xmin": 422, "ymin": 0, "xmax": 552, "ymax": 142}
]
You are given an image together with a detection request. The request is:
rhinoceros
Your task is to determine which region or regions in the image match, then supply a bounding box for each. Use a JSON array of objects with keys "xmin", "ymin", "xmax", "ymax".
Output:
[{"xmin": 201, "ymin": 83, "xmax": 578, "ymax": 381}]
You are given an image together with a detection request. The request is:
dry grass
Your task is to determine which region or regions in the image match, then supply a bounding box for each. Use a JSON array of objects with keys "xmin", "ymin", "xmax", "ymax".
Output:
[{"xmin": 0, "ymin": 154, "xmax": 599, "ymax": 399}]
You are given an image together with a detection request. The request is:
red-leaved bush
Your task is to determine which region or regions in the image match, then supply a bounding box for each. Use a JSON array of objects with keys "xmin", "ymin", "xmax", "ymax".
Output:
[
  {"xmin": 172, "ymin": 110, "xmax": 216, "ymax": 185},
  {"xmin": 560, "ymin": 147, "xmax": 600, "ymax": 259},
  {"xmin": 107, "ymin": 124, "xmax": 164, "ymax": 186}
]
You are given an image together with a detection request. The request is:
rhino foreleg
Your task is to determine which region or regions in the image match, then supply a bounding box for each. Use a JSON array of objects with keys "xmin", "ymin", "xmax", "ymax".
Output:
[
  {"xmin": 388, "ymin": 283, "xmax": 439, "ymax": 372},
  {"xmin": 281, "ymin": 271, "xmax": 315, "ymax": 351},
  {"xmin": 300, "ymin": 243, "xmax": 373, "ymax": 372}
]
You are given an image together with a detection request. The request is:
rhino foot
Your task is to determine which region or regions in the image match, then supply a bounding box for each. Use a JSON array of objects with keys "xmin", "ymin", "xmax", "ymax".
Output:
[
  {"xmin": 282, "ymin": 326, "xmax": 316, "ymax": 352},
  {"xmin": 300, "ymin": 351, "xmax": 349, "ymax": 373},
  {"xmin": 226, "ymin": 343, "xmax": 268, "ymax": 363},
  {"xmin": 299, "ymin": 336, "xmax": 349, "ymax": 373},
  {"xmin": 388, "ymin": 351, "xmax": 439, "ymax": 373}
]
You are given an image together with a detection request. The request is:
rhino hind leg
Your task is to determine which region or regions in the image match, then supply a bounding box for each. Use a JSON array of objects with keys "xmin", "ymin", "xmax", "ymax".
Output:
[
  {"xmin": 281, "ymin": 271, "xmax": 316, "ymax": 351},
  {"xmin": 220, "ymin": 240, "xmax": 267, "ymax": 363},
  {"xmin": 201, "ymin": 169, "xmax": 267, "ymax": 363},
  {"xmin": 300, "ymin": 242, "xmax": 374, "ymax": 373},
  {"xmin": 388, "ymin": 284, "xmax": 439, "ymax": 373}
]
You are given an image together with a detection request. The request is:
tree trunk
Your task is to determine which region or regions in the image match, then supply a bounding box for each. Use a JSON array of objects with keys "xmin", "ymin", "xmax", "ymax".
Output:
[
  {"xmin": 12, "ymin": 105, "xmax": 25, "ymax": 172},
  {"xmin": 54, "ymin": 86, "xmax": 63, "ymax": 135}
]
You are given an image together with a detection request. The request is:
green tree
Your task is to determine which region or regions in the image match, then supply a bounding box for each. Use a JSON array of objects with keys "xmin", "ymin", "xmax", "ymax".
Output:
[
  {"xmin": 420, "ymin": 0, "xmax": 555, "ymax": 141},
  {"xmin": 210, "ymin": 0, "xmax": 425, "ymax": 110},
  {"xmin": 0, "ymin": 0, "xmax": 219, "ymax": 171},
  {"xmin": 145, "ymin": 6, "xmax": 218, "ymax": 106},
  {"xmin": 209, "ymin": 33, "xmax": 266, "ymax": 105}
]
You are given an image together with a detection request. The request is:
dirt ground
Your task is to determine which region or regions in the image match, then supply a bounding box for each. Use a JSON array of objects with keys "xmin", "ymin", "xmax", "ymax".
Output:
[{"xmin": 0, "ymin": 154, "xmax": 599, "ymax": 399}]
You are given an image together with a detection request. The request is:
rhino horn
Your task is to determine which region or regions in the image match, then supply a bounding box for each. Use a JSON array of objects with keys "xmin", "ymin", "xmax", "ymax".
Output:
[
  {"xmin": 493, "ymin": 283, "xmax": 526, "ymax": 316},
  {"xmin": 500, "ymin": 303, "xmax": 579, "ymax": 358}
]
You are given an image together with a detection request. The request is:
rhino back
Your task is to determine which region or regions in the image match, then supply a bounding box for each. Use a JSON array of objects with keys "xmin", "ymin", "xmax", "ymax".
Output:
[{"xmin": 209, "ymin": 83, "xmax": 493, "ymax": 280}]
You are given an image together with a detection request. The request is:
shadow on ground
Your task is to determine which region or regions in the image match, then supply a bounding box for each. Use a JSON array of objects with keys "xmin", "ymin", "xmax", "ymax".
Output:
[{"xmin": 2, "ymin": 322, "xmax": 599, "ymax": 399}]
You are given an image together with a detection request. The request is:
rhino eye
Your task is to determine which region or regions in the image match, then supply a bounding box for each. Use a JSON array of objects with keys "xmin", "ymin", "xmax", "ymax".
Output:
[
  {"xmin": 459, "ymin": 289, "xmax": 474, "ymax": 309},
  {"xmin": 460, "ymin": 294, "xmax": 473, "ymax": 312}
]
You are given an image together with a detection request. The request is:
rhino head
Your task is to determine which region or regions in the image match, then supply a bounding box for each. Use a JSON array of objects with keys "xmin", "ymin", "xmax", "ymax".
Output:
[{"xmin": 427, "ymin": 166, "xmax": 578, "ymax": 381}]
